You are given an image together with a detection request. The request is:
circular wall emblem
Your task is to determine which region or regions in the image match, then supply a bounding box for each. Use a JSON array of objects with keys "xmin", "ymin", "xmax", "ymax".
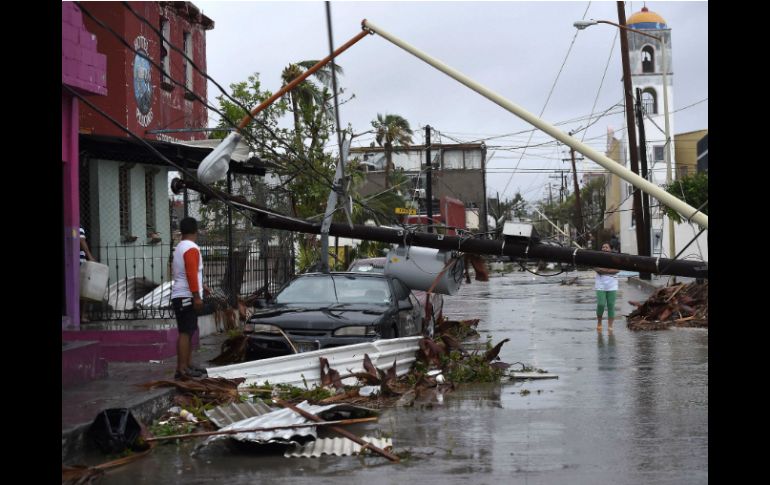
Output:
[{"xmin": 133, "ymin": 36, "xmax": 154, "ymax": 127}]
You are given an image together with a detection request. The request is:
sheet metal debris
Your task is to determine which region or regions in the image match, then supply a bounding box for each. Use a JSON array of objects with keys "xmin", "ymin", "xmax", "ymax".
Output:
[
  {"xmin": 206, "ymin": 336, "xmax": 422, "ymax": 388},
  {"xmin": 204, "ymin": 399, "xmax": 274, "ymax": 428},
  {"xmin": 284, "ymin": 436, "xmax": 393, "ymax": 458},
  {"xmin": 198, "ymin": 401, "xmax": 378, "ymax": 447}
]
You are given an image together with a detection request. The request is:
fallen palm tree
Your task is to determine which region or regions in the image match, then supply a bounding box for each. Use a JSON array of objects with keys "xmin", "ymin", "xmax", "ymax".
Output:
[{"xmin": 626, "ymin": 281, "xmax": 708, "ymax": 330}]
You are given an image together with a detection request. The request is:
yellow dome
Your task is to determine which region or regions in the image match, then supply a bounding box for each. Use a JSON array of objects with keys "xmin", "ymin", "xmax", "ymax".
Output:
[{"xmin": 627, "ymin": 7, "xmax": 667, "ymax": 27}]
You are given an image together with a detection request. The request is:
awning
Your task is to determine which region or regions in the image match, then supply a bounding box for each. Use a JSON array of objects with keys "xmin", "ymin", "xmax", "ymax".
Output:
[{"xmin": 79, "ymin": 134, "xmax": 267, "ymax": 176}]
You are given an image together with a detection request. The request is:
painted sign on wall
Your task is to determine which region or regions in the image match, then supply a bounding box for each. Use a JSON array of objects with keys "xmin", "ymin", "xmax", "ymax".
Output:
[{"xmin": 133, "ymin": 35, "xmax": 154, "ymax": 127}]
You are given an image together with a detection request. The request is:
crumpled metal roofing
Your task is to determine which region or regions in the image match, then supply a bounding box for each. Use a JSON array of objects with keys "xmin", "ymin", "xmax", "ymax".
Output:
[
  {"xmin": 200, "ymin": 401, "xmax": 378, "ymax": 447},
  {"xmin": 135, "ymin": 281, "xmax": 173, "ymax": 309},
  {"xmin": 204, "ymin": 399, "xmax": 274, "ymax": 428},
  {"xmin": 207, "ymin": 336, "xmax": 422, "ymax": 389},
  {"xmin": 284, "ymin": 436, "xmax": 393, "ymax": 458}
]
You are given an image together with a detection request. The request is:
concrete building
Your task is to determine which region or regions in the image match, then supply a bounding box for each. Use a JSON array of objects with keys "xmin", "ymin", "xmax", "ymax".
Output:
[
  {"xmin": 674, "ymin": 129, "xmax": 708, "ymax": 179},
  {"xmin": 349, "ymin": 143, "xmax": 488, "ymax": 233}
]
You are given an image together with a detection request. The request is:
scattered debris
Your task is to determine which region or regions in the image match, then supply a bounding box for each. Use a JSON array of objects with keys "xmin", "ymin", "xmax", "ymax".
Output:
[
  {"xmin": 285, "ymin": 436, "xmax": 393, "ymax": 458},
  {"xmin": 209, "ymin": 334, "xmax": 249, "ymax": 366},
  {"xmin": 140, "ymin": 377, "xmax": 246, "ymax": 406},
  {"xmin": 275, "ymin": 399, "xmax": 400, "ymax": 463},
  {"xmin": 626, "ymin": 281, "xmax": 708, "ymax": 330}
]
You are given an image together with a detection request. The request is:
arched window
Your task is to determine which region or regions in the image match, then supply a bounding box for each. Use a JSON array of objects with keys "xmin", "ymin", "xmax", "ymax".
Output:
[
  {"xmin": 642, "ymin": 88, "xmax": 657, "ymax": 114},
  {"xmin": 641, "ymin": 45, "xmax": 655, "ymax": 73}
]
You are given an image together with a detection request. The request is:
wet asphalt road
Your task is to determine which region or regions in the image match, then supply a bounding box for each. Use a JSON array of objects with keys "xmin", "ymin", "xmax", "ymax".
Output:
[{"xmin": 105, "ymin": 271, "xmax": 708, "ymax": 484}]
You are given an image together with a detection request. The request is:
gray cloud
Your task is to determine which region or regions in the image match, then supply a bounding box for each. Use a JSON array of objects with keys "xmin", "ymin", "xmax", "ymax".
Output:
[{"xmin": 198, "ymin": 1, "xmax": 707, "ymax": 201}]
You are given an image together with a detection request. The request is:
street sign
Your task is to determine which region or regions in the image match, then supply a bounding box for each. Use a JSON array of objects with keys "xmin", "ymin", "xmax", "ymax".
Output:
[{"xmin": 395, "ymin": 207, "xmax": 417, "ymax": 215}]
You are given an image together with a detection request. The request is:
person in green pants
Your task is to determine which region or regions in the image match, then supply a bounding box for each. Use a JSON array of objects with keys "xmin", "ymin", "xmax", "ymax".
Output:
[{"xmin": 595, "ymin": 243, "xmax": 620, "ymax": 332}]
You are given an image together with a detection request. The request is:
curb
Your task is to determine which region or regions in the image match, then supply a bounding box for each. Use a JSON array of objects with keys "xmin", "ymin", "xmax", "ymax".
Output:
[{"xmin": 62, "ymin": 386, "xmax": 176, "ymax": 464}]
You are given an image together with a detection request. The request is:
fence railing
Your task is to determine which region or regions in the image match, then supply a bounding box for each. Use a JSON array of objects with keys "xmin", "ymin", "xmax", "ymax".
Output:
[{"xmin": 84, "ymin": 242, "xmax": 294, "ymax": 321}]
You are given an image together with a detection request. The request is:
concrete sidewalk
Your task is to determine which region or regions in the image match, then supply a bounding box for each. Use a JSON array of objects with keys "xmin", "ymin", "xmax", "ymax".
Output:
[{"xmin": 62, "ymin": 331, "xmax": 230, "ymax": 464}]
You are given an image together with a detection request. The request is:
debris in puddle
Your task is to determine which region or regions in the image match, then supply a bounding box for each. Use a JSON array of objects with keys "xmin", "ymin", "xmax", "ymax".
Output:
[
  {"xmin": 626, "ymin": 281, "xmax": 708, "ymax": 330},
  {"xmin": 520, "ymin": 389, "xmax": 531, "ymax": 396}
]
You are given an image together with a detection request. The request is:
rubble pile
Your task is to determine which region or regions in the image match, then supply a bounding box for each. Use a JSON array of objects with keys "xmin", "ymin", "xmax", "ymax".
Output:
[{"xmin": 626, "ymin": 281, "xmax": 708, "ymax": 330}]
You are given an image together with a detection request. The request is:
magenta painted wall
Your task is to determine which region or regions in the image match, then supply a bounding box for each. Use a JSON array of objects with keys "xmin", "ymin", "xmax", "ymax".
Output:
[{"xmin": 62, "ymin": 1, "xmax": 108, "ymax": 329}]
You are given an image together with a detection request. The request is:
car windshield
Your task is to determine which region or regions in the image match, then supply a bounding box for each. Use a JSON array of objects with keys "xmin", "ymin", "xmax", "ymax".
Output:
[{"xmin": 274, "ymin": 275, "xmax": 392, "ymax": 306}]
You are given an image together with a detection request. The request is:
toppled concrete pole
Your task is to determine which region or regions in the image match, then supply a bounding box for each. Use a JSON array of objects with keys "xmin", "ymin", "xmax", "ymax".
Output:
[
  {"xmin": 170, "ymin": 178, "xmax": 708, "ymax": 279},
  {"xmin": 360, "ymin": 19, "xmax": 708, "ymax": 230}
]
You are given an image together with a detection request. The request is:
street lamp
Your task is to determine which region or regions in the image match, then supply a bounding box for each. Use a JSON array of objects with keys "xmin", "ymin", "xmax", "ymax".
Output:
[{"xmin": 574, "ymin": 15, "xmax": 675, "ymax": 262}]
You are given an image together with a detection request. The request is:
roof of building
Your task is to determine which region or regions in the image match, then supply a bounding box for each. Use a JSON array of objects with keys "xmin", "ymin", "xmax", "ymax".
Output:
[
  {"xmin": 627, "ymin": 7, "xmax": 667, "ymax": 29},
  {"xmin": 349, "ymin": 143, "xmax": 485, "ymax": 153}
]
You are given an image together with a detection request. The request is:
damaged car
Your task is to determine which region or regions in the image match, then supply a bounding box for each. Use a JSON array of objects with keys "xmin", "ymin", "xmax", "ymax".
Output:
[{"xmin": 244, "ymin": 272, "xmax": 424, "ymax": 360}]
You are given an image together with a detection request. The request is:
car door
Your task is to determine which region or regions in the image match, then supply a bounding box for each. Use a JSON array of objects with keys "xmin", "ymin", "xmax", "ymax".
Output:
[{"xmin": 392, "ymin": 279, "xmax": 417, "ymax": 337}]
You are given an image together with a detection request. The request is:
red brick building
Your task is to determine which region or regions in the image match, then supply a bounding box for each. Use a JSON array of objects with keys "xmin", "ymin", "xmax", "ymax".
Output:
[{"xmin": 79, "ymin": 1, "xmax": 213, "ymax": 142}]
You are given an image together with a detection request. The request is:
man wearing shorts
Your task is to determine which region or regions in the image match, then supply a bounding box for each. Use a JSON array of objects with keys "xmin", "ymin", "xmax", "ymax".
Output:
[{"xmin": 171, "ymin": 217, "xmax": 210, "ymax": 379}]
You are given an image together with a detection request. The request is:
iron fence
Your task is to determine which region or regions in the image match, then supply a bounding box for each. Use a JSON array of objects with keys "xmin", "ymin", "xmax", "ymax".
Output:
[{"xmin": 83, "ymin": 241, "xmax": 294, "ymax": 321}]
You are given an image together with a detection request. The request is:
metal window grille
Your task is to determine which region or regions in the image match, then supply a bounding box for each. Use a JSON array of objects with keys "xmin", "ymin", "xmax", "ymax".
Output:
[
  {"xmin": 160, "ymin": 18, "xmax": 171, "ymax": 86},
  {"xmin": 145, "ymin": 169, "xmax": 156, "ymax": 234},
  {"xmin": 183, "ymin": 32, "xmax": 193, "ymax": 91},
  {"xmin": 119, "ymin": 165, "xmax": 131, "ymax": 237},
  {"xmin": 642, "ymin": 89, "xmax": 657, "ymax": 115}
]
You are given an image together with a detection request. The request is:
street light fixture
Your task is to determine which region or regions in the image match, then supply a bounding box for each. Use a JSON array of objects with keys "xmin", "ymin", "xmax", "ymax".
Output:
[{"xmin": 574, "ymin": 13, "xmax": 675, "ymax": 264}]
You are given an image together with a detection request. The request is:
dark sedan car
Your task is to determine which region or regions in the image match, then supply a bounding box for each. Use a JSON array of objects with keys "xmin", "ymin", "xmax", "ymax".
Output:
[
  {"xmin": 348, "ymin": 258, "xmax": 444, "ymax": 327},
  {"xmin": 244, "ymin": 272, "xmax": 424, "ymax": 360}
]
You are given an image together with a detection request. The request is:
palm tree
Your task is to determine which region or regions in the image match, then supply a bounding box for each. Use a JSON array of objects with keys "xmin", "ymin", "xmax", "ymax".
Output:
[
  {"xmin": 281, "ymin": 60, "xmax": 343, "ymax": 152},
  {"xmin": 371, "ymin": 114, "xmax": 413, "ymax": 188}
]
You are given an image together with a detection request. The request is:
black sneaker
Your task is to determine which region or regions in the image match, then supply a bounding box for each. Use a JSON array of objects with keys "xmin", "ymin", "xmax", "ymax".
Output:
[
  {"xmin": 184, "ymin": 367, "xmax": 206, "ymax": 378},
  {"xmin": 188, "ymin": 365, "xmax": 208, "ymax": 376}
]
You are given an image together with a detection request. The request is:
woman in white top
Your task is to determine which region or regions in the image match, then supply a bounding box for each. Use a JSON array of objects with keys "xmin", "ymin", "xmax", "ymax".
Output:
[{"xmin": 595, "ymin": 243, "xmax": 620, "ymax": 332}]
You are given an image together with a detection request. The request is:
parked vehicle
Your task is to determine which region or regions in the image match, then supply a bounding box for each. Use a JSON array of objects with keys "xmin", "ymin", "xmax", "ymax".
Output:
[
  {"xmin": 244, "ymin": 272, "xmax": 424, "ymax": 361},
  {"xmin": 348, "ymin": 257, "xmax": 444, "ymax": 327}
]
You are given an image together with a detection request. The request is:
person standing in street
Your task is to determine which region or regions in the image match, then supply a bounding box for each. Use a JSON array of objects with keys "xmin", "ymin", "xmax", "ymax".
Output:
[
  {"xmin": 594, "ymin": 242, "xmax": 620, "ymax": 333},
  {"xmin": 609, "ymin": 233, "xmax": 621, "ymax": 253},
  {"xmin": 171, "ymin": 217, "xmax": 210, "ymax": 379}
]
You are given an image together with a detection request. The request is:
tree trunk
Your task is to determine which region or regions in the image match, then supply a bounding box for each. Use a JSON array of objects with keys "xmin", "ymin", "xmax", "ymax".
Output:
[{"xmin": 384, "ymin": 142, "xmax": 392, "ymax": 189}]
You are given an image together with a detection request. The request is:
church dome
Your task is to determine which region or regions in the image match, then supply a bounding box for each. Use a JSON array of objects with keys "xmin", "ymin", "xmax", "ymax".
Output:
[{"xmin": 627, "ymin": 7, "xmax": 667, "ymax": 29}]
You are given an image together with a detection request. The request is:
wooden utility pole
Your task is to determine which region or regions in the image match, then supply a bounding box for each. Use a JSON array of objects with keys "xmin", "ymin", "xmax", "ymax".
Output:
[
  {"xmin": 617, "ymin": 1, "xmax": 649, "ymax": 278},
  {"xmin": 567, "ymin": 130, "xmax": 585, "ymax": 246}
]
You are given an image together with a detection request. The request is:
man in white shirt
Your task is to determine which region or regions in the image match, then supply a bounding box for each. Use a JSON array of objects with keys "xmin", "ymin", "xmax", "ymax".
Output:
[{"xmin": 171, "ymin": 217, "xmax": 211, "ymax": 379}]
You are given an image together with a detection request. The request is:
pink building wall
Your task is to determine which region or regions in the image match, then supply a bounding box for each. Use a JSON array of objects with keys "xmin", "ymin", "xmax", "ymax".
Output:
[{"xmin": 62, "ymin": 2, "xmax": 107, "ymax": 329}]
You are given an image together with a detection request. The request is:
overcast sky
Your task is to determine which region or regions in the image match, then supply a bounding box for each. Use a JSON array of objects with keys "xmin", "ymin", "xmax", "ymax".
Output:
[{"xmin": 196, "ymin": 1, "xmax": 708, "ymax": 203}]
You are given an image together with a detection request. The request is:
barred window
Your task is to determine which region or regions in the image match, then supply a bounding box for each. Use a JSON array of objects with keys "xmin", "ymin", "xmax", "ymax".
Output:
[
  {"xmin": 160, "ymin": 18, "xmax": 171, "ymax": 88},
  {"xmin": 145, "ymin": 169, "xmax": 156, "ymax": 234},
  {"xmin": 642, "ymin": 88, "xmax": 657, "ymax": 114},
  {"xmin": 653, "ymin": 145, "xmax": 665, "ymax": 162},
  {"xmin": 119, "ymin": 165, "xmax": 131, "ymax": 237},
  {"xmin": 183, "ymin": 32, "xmax": 193, "ymax": 91}
]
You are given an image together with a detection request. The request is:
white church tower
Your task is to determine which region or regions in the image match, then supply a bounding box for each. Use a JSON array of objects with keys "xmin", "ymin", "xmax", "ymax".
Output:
[{"xmin": 618, "ymin": 5, "xmax": 676, "ymax": 258}]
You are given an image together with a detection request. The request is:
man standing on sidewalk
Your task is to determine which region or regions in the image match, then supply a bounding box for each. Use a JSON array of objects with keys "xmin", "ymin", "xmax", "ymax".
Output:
[{"xmin": 171, "ymin": 217, "xmax": 210, "ymax": 380}]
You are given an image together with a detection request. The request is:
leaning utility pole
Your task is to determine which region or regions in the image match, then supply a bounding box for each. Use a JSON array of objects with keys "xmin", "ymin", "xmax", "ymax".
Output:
[
  {"xmin": 425, "ymin": 125, "xmax": 434, "ymax": 233},
  {"xmin": 616, "ymin": 2, "xmax": 649, "ymax": 278},
  {"xmin": 567, "ymin": 130, "xmax": 585, "ymax": 246},
  {"xmin": 634, "ymin": 87, "xmax": 653, "ymax": 279}
]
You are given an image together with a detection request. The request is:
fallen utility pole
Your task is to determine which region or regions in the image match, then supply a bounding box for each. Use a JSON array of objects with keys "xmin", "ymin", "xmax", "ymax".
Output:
[
  {"xmin": 170, "ymin": 178, "xmax": 708, "ymax": 279},
  {"xmin": 360, "ymin": 19, "xmax": 708, "ymax": 229}
]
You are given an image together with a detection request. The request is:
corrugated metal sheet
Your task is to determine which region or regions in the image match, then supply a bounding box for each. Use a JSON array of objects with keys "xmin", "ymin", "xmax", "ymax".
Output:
[
  {"xmin": 284, "ymin": 436, "xmax": 393, "ymax": 458},
  {"xmin": 204, "ymin": 399, "xmax": 275, "ymax": 428},
  {"xmin": 200, "ymin": 401, "xmax": 379, "ymax": 447},
  {"xmin": 135, "ymin": 281, "xmax": 173, "ymax": 309},
  {"xmin": 207, "ymin": 336, "xmax": 422, "ymax": 389}
]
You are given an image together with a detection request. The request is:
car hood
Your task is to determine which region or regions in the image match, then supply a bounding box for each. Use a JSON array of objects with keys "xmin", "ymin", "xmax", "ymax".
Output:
[{"xmin": 248, "ymin": 306, "xmax": 388, "ymax": 330}]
